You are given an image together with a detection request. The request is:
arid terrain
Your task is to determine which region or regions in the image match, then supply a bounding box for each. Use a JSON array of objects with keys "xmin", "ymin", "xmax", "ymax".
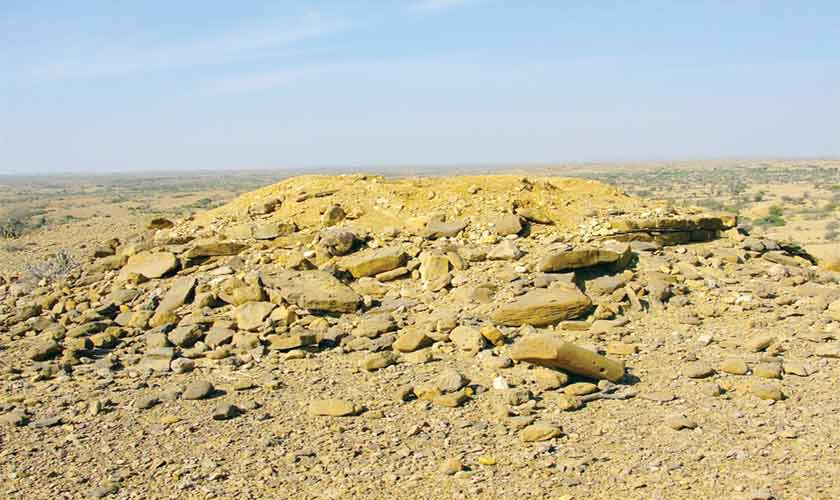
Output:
[{"xmin": 2, "ymin": 161, "xmax": 840, "ymax": 499}]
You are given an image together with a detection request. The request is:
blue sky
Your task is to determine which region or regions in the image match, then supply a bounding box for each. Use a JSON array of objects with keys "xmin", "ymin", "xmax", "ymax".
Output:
[{"xmin": 1, "ymin": 0, "xmax": 838, "ymax": 174}]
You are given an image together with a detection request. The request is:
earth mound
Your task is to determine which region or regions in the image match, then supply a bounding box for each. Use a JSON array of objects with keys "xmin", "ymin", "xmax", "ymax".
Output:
[{"xmin": 1, "ymin": 174, "xmax": 838, "ymax": 499}]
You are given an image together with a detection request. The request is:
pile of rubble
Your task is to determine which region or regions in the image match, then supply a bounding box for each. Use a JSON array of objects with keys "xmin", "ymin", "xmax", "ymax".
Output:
[{"xmin": 2, "ymin": 174, "xmax": 839, "ymax": 498}]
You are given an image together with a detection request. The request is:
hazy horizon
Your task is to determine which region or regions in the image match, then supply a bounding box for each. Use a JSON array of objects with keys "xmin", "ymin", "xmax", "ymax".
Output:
[{"xmin": 2, "ymin": 1, "xmax": 839, "ymax": 175}]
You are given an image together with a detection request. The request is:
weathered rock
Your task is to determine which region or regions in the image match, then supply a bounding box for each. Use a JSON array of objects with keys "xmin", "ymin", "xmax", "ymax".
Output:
[
  {"xmin": 252, "ymin": 221, "xmax": 297, "ymax": 240},
  {"xmin": 121, "ymin": 251, "xmax": 178, "ymax": 279},
  {"xmin": 340, "ymin": 247, "xmax": 407, "ymax": 278},
  {"xmin": 491, "ymin": 288, "xmax": 591, "ymax": 327},
  {"xmin": 185, "ymin": 241, "xmax": 247, "ymax": 259},
  {"xmin": 318, "ymin": 228, "xmax": 357, "ymax": 256},
  {"xmin": 423, "ymin": 219, "xmax": 467, "ymax": 239},
  {"xmin": 360, "ymin": 351, "xmax": 397, "ymax": 371},
  {"xmin": 152, "ymin": 276, "xmax": 196, "ymax": 324},
  {"xmin": 168, "ymin": 325, "xmax": 203, "ymax": 348},
  {"xmin": 509, "ymin": 334, "xmax": 624, "ymax": 381},
  {"xmin": 683, "ymin": 361, "xmax": 715, "ymax": 379},
  {"xmin": 392, "ymin": 329, "xmax": 433, "ymax": 353},
  {"xmin": 212, "ymin": 403, "xmax": 240, "ymax": 420},
  {"xmin": 205, "ymin": 327, "xmax": 235, "ymax": 348},
  {"xmin": 28, "ymin": 339, "xmax": 61, "ymax": 361},
  {"xmin": 419, "ymin": 253, "xmax": 451, "ymax": 291},
  {"xmin": 262, "ymin": 271, "xmax": 360, "ymax": 313},
  {"xmin": 234, "ymin": 301, "xmax": 276, "ymax": 331},
  {"xmin": 520, "ymin": 423, "xmax": 562, "ymax": 442},
  {"xmin": 309, "ymin": 399, "xmax": 358, "ymax": 417},
  {"xmin": 183, "ymin": 380, "xmax": 214, "ymax": 400},
  {"xmin": 746, "ymin": 334, "xmax": 775, "ymax": 353},
  {"xmin": 492, "ymin": 214, "xmax": 523, "ymax": 236},
  {"xmin": 665, "ymin": 414, "xmax": 698, "ymax": 430},
  {"xmin": 750, "ymin": 382, "xmax": 784, "ymax": 401},
  {"xmin": 322, "ymin": 205, "xmax": 346, "ymax": 227},
  {"xmin": 538, "ymin": 243, "xmax": 631, "ymax": 273},
  {"xmin": 487, "ymin": 240, "xmax": 523, "ymax": 261},
  {"xmin": 265, "ymin": 333, "xmax": 316, "ymax": 351},
  {"xmin": 140, "ymin": 347, "xmax": 175, "ymax": 372},
  {"xmin": 720, "ymin": 358, "xmax": 749, "ymax": 375},
  {"xmin": 449, "ymin": 326, "xmax": 486, "ymax": 355}
]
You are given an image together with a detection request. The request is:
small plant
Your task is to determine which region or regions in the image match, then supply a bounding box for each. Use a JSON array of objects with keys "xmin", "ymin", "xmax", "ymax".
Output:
[
  {"xmin": 24, "ymin": 249, "xmax": 79, "ymax": 283},
  {"xmin": 753, "ymin": 214, "xmax": 786, "ymax": 227}
]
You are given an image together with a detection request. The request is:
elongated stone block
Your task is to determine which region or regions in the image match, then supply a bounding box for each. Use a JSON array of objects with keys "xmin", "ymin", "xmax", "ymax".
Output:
[{"xmin": 510, "ymin": 334, "xmax": 625, "ymax": 381}]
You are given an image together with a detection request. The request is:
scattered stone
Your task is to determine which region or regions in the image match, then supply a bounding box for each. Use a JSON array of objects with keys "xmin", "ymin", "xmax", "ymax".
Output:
[
  {"xmin": 212, "ymin": 402, "xmax": 240, "ymax": 420},
  {"xmin": 750, "ymin": 382, "xmax": 784, "ymax": 401},
  {"xmin": 183, "ymin": 380, "xmax": 214, "ymax": 400},
  {"xmin": 510, "ymin": 334, "xmax": 625, "ymax": 381},
  {"xmin": 520, "ymin": 423, "xmax": 562, "ymax": 442},
  {"xmin": 683, "ymin": 361, "xmax": 715, "ymax": 379},
  {"xmin": 720, "ymin": 358, "xmax": 749, "ymax": 375},
  {"xmin": 665, "ymin": 414, "xmax": 698, "ymax": 430},
  {"xmin": 491, "ymin": 288, "xmax": 592, "ymax": 327},
  {"xmin": 309, "ymin": 399, "xmax": 358, "ymax": 417}
]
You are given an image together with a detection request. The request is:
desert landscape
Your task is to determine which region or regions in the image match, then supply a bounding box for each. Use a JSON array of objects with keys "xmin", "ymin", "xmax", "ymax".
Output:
[{"xmin": 1, "ymin": 161, "xmax": 840, "ymax": 499}]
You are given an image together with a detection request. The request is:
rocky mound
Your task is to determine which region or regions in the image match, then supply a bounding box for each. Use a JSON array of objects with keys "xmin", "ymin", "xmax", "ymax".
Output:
[{"xmin": 2, "ymin": 174, "xmax": 839, "ymax": 499}]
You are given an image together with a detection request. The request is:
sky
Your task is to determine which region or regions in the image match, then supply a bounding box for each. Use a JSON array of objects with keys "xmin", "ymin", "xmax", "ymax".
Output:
[{"xmin": 1, "ymin": 0, "xmax": 839, "ymax": 174}]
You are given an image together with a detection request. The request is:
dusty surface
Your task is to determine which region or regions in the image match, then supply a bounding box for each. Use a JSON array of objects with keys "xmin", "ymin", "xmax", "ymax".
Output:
[{"xmin": 1, "ymin": 172, "xmax": 839, "ymax": 500}]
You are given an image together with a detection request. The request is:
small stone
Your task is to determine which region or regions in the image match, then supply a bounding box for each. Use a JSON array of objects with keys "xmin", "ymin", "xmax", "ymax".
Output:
[
  {"xmin": 477, "ymin": 455, "xmax": 497, "ymax": 466},
  {"xmin": 0, "ymin": 410, "xmax": 28, "ymax": 427},
  {"xmin": 750, "ymin": 382, "xmax": 784, "ymax": 401},
  {"xmin": 28, "ymin": 339, "xmax": 61, "ymax": 361},
  {"xmin": 392, "ymin": 329, "xmax": 433, "ymax": 353},
  {"xmin": 171, "ymin": 358, "xmax": 195, "ymax": 374},
  {"xmin": 439, "ymin": 457, "xmax": 463, "ymax": 475},
  {"xmin": 212, "ymin": 403, "xmax": 240, "ymax": 420},
  {"xmin": 782, "ymin": 360, "xmax": 814, "ymax": 377},
  {"xmin": 532, "ymin": 368, "xmax": 569, "ymax": 390},
  {"xmin": 720, "ymin": 358, "xmax": 749, "ymax": 375},
  {"xmin": 753, "ymin": 363, "xmax": 782, "ymax": 379},
  {"xmin": 683, "ymin": 361, "xmax": 715, "ymax": 379},
  {"xmin": 449, "ymin": 326, "xmax": 486, "ymax": 355},
  {"xmin": 563, "ymin": 382, "xmax": 598, "ymax": 396},
  {"xmin": 309, "ymin": 399, "xmax": 358, "ymax": 417},
  {"xmin": 183, "ymin": 380, "xmax": 214, "ymax": 400},
  {"xmin": 700, "ymin": 382, "xmax": 722, "ymax": 397},
  {"xmin": 641, "ymin": 390, "xmax": 676, "ymax": 402},
  {"xmin": 606, "ymin": 341, "xmax": 637, "ymax": 356},
  {"xmin": 746, "ymin": 334, "xmax": 775, "ymax": 353},
  {"xmin": 520, "ymin": 423, "xmax": 562, "ymax": 442},
  {"xmin": 135, "ymin": 395, "xmax": 159, "ymax": 410},
  {"xmin": 665, "ymin": 414, "xmax": 698, "ymax": 430},
  {"xmin": 435, "ymin": 368, "xmax": 468, "ymax": 393},
  {"xmin": 360, "ymin": 351, "xmax": 397, "ymax": 371},
  {"xmin": 479, "ymin": 325, "xmax": 506, "ymax": 346},
  {"xmin": 432, "ymin": 389, "xmax": 470, "ymax": 408}
]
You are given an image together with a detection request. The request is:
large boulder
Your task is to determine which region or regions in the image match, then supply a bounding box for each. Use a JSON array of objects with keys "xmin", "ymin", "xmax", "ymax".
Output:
[
  {"xmin": 262, "ymin": 271, "xmax": 361, "ymax": 313},
  {"xmin": 491, "ymin": 288, "xmax": 591, "ymax": 327}
]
